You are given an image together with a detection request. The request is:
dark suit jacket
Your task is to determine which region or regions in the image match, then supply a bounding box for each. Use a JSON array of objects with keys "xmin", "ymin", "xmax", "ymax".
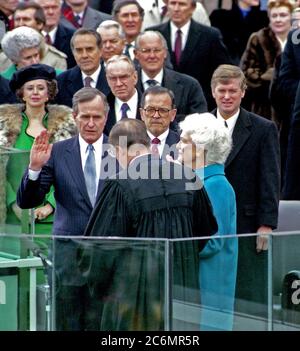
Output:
[
  {"xmin": 162, "ymin": 129, "xmax": 180, "ymax": 160},
  {"xmin": 54, "ymin": 23, "xmax": 76, "ymax": 69},
  {"xmin": 277, "ymin": 29, "xmax": 300, "ymax": 106},
  {"xmin": 55, "ymin": 64, "xmax": 111, "ymax": 107},
  {"xmin": 104, "ymin": 90, "xmax": 142, "ymax": 135},
  {"xmin": 82, "ymin": 6, "xmax": 111, "ymax": 30},
  {"xmin": 147, "ymin": 19, "xmax": 232, "ymax": 110},
  {"xmin": 136, "ymin": 68, "xmax": 207, "ymax": 123},
  {"xmin": 0, "ymin": 76, "xmax": 17, "ymax": 104},
  {"xmin": 283, "ymin": 81, "xmax": 300, "ymax": 200},
  {"xmin": 210, "ymin": 3, "xmax": 269, "ymax": 65},
  {"xmin": 17, "ymin": 134, "xmax": 118, "ymax": 285},
  {"xmin": 214, "ymin": 108, "xmax": 280, "ymax": 234}
]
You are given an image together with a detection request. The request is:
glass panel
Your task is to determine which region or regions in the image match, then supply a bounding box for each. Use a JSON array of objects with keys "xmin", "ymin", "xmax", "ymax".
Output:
[
  {"xmin": 171, "ymin": 234, "xmax": 270, "ymax": 331},
  {"xmin": 51, "ymin": 236, "xmax": 167, "ymax": 331},
  {"xmin": 0, "ymin": 233, "xmax": 52, "ymax": 331},
  {"xmin": 1, "ymin": 232, "xmax": 300, "ymax": 331},
  {"xmin": 0, "ymin": 147, "xmax": 31, "ymax": 241},
  {"xmin": 272, "ymin": 232, "xmax": 300, "ymax": 331}
]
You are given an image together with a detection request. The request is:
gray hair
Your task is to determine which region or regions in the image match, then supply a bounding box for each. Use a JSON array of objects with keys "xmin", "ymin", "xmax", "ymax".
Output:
[
  {"xmin": 1, "ymin": 26, "xmax": 42, "ymax": 63},
  {"xmin": 97, "ymin": 19, "xmax": 125, "ymax": 39},
  {"xmin": 135, "ymin": 30, "xmax": 168, "ymax": 50},
  {"xmin": 106, "ymin": 54, "xmax": 136, "ymax": 72},
  {"xmin": 72, "ymin": 87, "xmax": 109, "ymax": 115},
  {"xmin": 179, "ymin": 113, "xmax": 232, "ymax": 165}
]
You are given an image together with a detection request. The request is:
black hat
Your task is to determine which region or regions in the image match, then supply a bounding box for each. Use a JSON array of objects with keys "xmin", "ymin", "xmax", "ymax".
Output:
[{"xmin": 9, "ymin": 64, "xmax": 56, "ymax": 92}]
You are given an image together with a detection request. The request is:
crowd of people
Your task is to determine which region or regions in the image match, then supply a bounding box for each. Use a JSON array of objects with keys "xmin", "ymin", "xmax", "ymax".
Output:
[{"xmin": 0, "ymin": 0, "xmax": 295, "ymax": 331}]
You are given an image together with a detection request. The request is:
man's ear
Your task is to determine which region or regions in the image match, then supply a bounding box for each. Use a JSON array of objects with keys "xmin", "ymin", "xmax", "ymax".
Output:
[{"xmin": 170, "ymin": 108, "xmax": 177, "ymax": 122}]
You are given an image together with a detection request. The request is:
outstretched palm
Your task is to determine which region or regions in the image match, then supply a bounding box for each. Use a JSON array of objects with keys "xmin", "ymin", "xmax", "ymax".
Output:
[{"xmin": 29, "ymin": 130, "xmax": 53, "ymax": 171}]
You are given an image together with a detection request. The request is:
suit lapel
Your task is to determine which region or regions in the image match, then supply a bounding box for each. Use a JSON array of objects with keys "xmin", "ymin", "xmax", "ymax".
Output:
[
  {"xmin": 96, "ymin": 64, "xmax": 110, "ymax": 95},
  {"xmin": 68, "ymin": 66, "xmax": 83, "ymax": 92},
  {"xmin": 225, "ymin": 109, "xmax": 252, "ymax": 166},
  {"xmin": 180, "ymin": 20, "xmax": 200, "ymax": 66},
  {"xmin": 163, "ymin": 69, "xmax": 183, "ymax": 100}
]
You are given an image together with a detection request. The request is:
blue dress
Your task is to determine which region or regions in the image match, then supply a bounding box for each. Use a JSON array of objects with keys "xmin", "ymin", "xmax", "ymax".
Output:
[{"xmin": 195, "ymin": 164, "xmax": 238, "ymax": 331}]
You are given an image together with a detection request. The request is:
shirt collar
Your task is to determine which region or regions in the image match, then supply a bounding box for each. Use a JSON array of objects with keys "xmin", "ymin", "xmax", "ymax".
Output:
[
  {"xmin": 78, "ymin": 133, "xmax": 104, "ymax": 154},
  {"xmin": 170, "ymin": 19, "xmax": 191, "ymax": 37},
  {"xmin": 82, "ymin": 64, "xmax": 101, "ymax": 84},
  {"xmin": 141, "ymin": 69, "xmax": 163, "ymax": 86},
  {"xmin": 42, "ymin": 27, "xmax": 58, "ymax": 42},
  {"xmin": 115, "ymin": 89, "xmax": 138, "ymax": 112},
  {"xmin": 216, "ymin": 108, "xmax": 240, "ymax": 135},
  {"xmin": 147, "ymin": 128, "xmax": 170, "ymax": 143}
]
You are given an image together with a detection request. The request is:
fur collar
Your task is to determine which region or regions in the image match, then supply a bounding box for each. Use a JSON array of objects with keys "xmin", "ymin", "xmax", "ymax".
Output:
[{"xmin": 0, "ymin": 103, "xmax": 77, "ymax": 148}]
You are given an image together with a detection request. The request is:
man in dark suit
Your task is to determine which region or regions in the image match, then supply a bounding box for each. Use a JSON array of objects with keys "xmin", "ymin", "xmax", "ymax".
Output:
[
  {"xmin": 140, "ymin": 85, "xmax": 180, "ymax": 160},
  {"xmin": 39, "ymin": 0, "xmax": 77, "ymax": 68},
  {"xmin": 134, "ymin": 30, "xmax": 207, "ymax": 124},
  {"xmin": 61, "ymin": 0, "xmax": 111, "ymax": 30},
  {"xmin": 82, "ymin": 117, "xmax": 217, "ymax": 330},
  {"xmin": 0, "ymin": 75, "xmax": 17, "ymax": 103},
  {"xmin": 211, "ymin": 64, "xmax": 280, "ymax": 318},
  {"xmin": 147, "ymin": 0, "xmax": 231, "ymax": 110},
  {"xmin": 105, "ymin": 54, "xmax": 141, "ymax": 135},
  {"xmin": 55, "ymin": 28, "xmax": 110, "ymax": 107},
  {"xmin": 17, "ymin": 87, "xmax": 118, "ymax": 330}
]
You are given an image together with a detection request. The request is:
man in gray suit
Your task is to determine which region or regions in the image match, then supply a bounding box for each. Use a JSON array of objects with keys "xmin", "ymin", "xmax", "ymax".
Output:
[
  {"xmin": 211, "ymin": 64, "xmax": 280, "ymax": 318},
  {"xmin": 17, "ymin": 87, "xmax": 118, "ymax": 330},
  {"xmin": 134, "ymin": 30, "xmax": 207, "ymax": 124},
  {"xmin": 62, "ymin": 0, "xmax": 111, "ymax": 30}
]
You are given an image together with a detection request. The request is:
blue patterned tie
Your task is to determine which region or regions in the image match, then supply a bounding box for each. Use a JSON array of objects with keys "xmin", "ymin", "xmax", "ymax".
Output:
[
  {"xmin": 84, "ymin": 144, "xmax": 96, "ymax": 206},
  {"xmin": 146, "ymin": 79, "xmax": 158, "ymax": 87},
  {"xmin": 120, "ymin": 103, "xmax": 130, "ymax": 119}
]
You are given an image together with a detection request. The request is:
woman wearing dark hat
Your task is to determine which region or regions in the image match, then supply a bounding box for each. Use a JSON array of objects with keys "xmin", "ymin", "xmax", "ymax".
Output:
[{"xmin": 0, "ymin": 63, "xmax": 77, "ymax": 237}]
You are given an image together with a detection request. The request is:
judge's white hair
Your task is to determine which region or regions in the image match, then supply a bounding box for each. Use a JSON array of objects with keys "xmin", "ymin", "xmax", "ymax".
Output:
[{"xmin": 179, "ymin": 113, "xmax": 232, "ymax": 165}]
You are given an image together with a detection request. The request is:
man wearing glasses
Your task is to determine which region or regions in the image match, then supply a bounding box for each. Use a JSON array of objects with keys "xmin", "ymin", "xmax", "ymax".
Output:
[
  {"xmin": 140, "ymin": 85, "xmax": 180, "ymax": 160},
  {"xmin": 104, "ymin": 54, "xmax": 142, "ymax": 134},
  {"xmin": 134, "ymin": 30, "xmax": 207, "ymax": 125}
]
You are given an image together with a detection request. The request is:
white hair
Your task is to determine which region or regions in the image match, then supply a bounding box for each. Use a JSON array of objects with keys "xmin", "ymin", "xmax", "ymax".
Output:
[
  {"xmin": 97, "ymin": 20, "xmax": 125, "ymax": 38},
  {"xmin": 179, "ymin": 113, "xmax": 232, "ymax": 165},
  {"xmin": 1, "ymin": 26, "xmax": 42, "ymax": 63}
]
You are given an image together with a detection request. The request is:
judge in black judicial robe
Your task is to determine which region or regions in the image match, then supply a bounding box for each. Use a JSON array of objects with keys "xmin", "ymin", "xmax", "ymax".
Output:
[{"xmin": 81, "ymin": 115, "xmax": 217, "ymax": 331}]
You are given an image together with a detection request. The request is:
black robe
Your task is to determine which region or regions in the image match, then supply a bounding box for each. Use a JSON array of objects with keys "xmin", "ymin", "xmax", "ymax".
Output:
[{"xmin": 80, "ymin": 155, "xmax": 217, "ymax": 330}]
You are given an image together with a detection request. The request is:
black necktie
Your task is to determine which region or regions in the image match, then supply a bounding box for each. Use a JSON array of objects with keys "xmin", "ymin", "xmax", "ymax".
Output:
[
  {"xmin": 146, "ymin": 79, "xmax": 158, "ymax": 87},
  {"xmin": 124, "ymin": 43, "xmax": 132, "ymax": 59}
]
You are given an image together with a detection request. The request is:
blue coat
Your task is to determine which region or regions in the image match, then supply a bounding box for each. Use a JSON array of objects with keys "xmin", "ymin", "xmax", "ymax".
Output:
[{"xmin": 196, "ymin": 164, "xmax": 238, "ymax": 331}]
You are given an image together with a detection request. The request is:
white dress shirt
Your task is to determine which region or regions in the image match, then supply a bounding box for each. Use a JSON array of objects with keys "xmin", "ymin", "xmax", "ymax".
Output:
[
  {"xmin": 141, "ymin": 69, "xmax": 163, "ymax": 90},
  {"xmin": 42, "ymin": 27, "xmax": 58, "ymax": 44},
  {"xmin": 216, "ymin": 109, "xmax": 240, "ymax": 137},
  {"xmin": 147, "ymin": 128, "xmax": 170, "ymax": 158},
  {"xmin": 82, "ymin": 64, "xmax": 102, "ymax": 88},
  {"xmin": 115, "ymin": 90, "xmax": 139, "ymax": 122},
  {"xmin": 170, "ymin": 20, "xmax": 191, "ymax": 52}
]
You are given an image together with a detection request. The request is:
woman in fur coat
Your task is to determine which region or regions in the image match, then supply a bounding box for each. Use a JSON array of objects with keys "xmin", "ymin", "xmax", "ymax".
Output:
[
  {"xmin": 240, "ymin": 0, "xmax": 293, "ymax": 119},
  {"xmin": 0, "ymin": 64, "xmax": 77, "ymax": 235}
]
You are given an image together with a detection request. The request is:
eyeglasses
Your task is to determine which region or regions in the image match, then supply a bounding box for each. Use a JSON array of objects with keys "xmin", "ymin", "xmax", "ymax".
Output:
[
  {"xmin": 137, "ymin": 48, "xmax": 164, "ymax": 54},
  {"xmin": 143, "ymin": 107, "xmax": 172, "ymax": 117},
  {"xmin": 107, "ymin": 74, "xmax": 132, "ymax": 83}
]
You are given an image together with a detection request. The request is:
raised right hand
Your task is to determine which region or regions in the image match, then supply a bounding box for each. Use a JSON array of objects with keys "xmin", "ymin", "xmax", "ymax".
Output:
[{"xmin": 29, "ymin": 130, "xmax": 53, "ymax": 171}]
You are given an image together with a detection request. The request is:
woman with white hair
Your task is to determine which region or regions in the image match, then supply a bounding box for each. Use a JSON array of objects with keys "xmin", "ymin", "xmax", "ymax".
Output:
[
  {"xmin": 177, "ymin": 112, "xmax": 238, "ymax": 331},
  {"xmin": 0, "ymin": 26, "xmax": 63, "ymax": 79}
]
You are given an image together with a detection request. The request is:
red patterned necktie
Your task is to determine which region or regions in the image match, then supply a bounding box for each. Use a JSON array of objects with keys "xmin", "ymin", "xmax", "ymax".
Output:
[
  {"xmin": 151, "ymin": 137, "xmax": 160, "ymax": 155},
  {"xmin": 174, "ymin": 29, "xmax": 182, "ymax": 67},
  {"xmin": 45, "ymin": 33, "xmax": 52, "ymax": 45}
]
